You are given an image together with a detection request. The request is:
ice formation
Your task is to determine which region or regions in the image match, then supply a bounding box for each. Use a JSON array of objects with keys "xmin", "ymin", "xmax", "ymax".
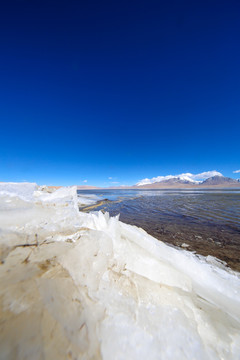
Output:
[{"xmin": 0, "ymin": 183, "xmax": 240, "ymax": 360}]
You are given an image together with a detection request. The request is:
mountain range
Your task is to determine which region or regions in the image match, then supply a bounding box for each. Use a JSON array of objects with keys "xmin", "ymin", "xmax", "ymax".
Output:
[
  {"xmin": 76, "ymin": 175, "xmax": 240, "ymax": 189},
  {"xmin": 133, "ymin": 176, "xmax": 240, "ymax": 189}
]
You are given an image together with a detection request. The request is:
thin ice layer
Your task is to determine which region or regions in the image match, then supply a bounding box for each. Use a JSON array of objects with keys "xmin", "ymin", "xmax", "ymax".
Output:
[{"xmin": 0, "ymin": 183, "xmax": 240, "ymax": 360}]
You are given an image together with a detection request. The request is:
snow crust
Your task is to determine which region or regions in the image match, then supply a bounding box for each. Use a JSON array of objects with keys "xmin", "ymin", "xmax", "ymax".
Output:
[{"xmin": 0, "ymin": 182, "xmax": 240, "ymax": 359}]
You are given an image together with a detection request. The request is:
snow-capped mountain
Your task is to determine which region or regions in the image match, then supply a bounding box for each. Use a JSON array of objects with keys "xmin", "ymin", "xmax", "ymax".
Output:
[
  {"xmin": 136, "ymin": 171, "xmax": 222, "ymax": 186},
  {"xmin": 135, "ymin": 174, "xmax": 240, "ymax": 189}
]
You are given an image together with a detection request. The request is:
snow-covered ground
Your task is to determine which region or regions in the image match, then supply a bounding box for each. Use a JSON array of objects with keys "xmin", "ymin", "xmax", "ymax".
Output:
[{"xmin": 0, "ymin": 183, "xmax": 239, "ymax": 360}]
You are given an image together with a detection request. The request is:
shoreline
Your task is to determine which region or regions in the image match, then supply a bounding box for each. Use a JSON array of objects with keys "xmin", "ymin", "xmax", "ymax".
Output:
[{"xmin": 78, "ymin": 190, "xmax": 240, "ymax": 272}]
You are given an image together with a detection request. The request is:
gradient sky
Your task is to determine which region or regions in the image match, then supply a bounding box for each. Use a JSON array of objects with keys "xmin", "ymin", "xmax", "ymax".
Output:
[{"xmin": 1, "ymin": 0, "xmax": 240, "ymax": 186}]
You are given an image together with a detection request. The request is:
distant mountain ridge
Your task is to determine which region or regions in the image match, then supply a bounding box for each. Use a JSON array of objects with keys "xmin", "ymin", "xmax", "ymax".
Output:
[
  {"xmin": 201, "ymin": 175, "xmax": 238, "ymax": 186},
  {"xmin": 134, "ymin": 176, "xmax": 240, "ymax": 189},
  {"xmin": 76, "ymin": 176, "xmax": 240, "ymax": 189},
  {"xmin": 158, "ymin": 178, "xmax": 196, "ymax": 185}
]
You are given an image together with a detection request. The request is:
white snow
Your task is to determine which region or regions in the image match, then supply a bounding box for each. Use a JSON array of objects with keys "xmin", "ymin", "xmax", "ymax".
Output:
[{"xmin": 0, "ymin": 182, "xmax": 239, "ymax": 360}]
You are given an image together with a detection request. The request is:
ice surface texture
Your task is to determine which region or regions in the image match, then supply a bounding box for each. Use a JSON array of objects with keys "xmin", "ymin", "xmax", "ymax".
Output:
[{"xmin": 0, "ymin": 183, "xmax": 240, "ymax": 360}]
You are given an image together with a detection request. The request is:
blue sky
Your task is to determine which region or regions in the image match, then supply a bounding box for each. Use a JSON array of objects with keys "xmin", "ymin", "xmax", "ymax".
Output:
[{"xmin": 0, "ymin": 0, "xmax": 240, "ymax": 186}]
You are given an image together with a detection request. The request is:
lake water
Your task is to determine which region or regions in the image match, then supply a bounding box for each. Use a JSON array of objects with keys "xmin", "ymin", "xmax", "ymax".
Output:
[{"xmin": 77, "ymin": 189, "xmax": 240, "ymax": 271}]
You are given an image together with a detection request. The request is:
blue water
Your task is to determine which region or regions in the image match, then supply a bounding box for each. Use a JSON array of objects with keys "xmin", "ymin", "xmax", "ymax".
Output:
[{"xmin": 78, "ymin": 189, "xmax": 240, "ymax": 270}]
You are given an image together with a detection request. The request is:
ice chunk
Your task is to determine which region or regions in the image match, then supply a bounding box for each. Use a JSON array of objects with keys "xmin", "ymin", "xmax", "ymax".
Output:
[
  {"xmin": 77, "ymin": 193, "xmax": 102, "ymax": 206},
  {"xmin": 0, "ymin": 182, "xmax": 37, "ymax": 202},
  {"xmin": 0, "ymin": 183, "xmax": 240, "ymax": 360}
]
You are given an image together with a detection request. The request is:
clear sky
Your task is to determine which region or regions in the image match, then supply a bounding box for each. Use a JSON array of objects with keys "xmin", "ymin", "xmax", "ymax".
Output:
[{"xmin": 1, "ymin": 0, "xmax": 240, "ymax": 186}]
